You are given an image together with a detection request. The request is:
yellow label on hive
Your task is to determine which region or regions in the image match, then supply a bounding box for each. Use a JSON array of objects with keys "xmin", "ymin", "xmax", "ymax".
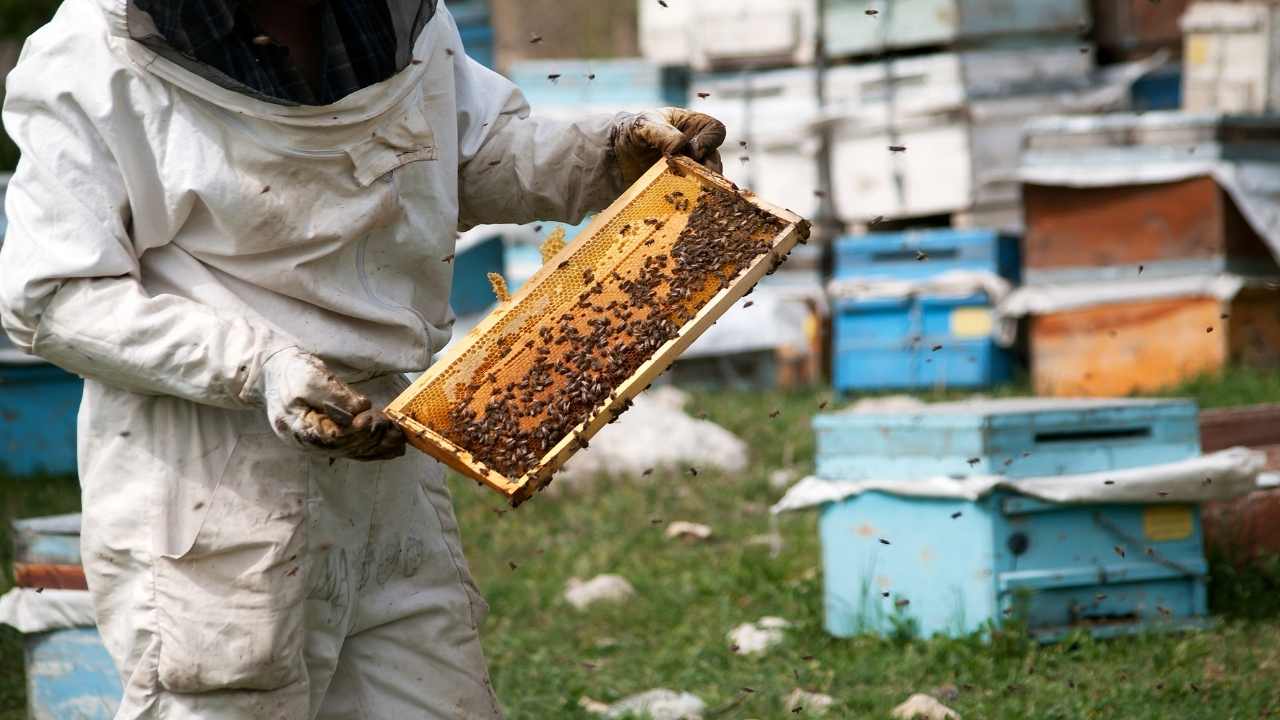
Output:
[
  {"xmin": 950, "ymin": 308, "xmax": 993, "ymax": 339},
  {"xmin": 1143, "ymin": 506, "xmax": 1194, "ymax": 542},
  {"xmin": 1186, "ymin": 36, "xmax": 1209, "ymax": 66}
]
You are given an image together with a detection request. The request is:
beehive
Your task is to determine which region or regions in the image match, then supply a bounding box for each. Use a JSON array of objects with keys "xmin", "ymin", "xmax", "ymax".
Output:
[
  {"xmin": 10, "ymin": 514, "xmax": 123, "ymax": 719},
  {"xmin": 387, "ymin": 157, "xmax": 809, "ymax": 505}
]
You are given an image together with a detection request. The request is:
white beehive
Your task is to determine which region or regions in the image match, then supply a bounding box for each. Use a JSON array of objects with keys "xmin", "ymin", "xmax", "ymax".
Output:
[{"xmin": 1182, "ymin": 2, "xmax": 1280, "ymax": 115}]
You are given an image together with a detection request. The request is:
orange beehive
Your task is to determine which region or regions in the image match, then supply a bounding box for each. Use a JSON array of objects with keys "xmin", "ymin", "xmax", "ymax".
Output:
[
  {"xmin": 1030, "ymin": 287, "xmax": 1280, "ymax": 397},
  {"xmin": 386, "ymin": 157, "xmax": 809, "ymax": 505}
]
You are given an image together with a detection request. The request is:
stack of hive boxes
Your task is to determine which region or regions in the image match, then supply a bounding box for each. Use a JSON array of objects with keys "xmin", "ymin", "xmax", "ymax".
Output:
[
  {"xmin": 1000, "ymin": 2, "xmax": 1280, "ymax": 397},
  {"xmin": 1013, "ymin": 112, "xmax": 1280, "ymax": 397},
  {"xmin": 505, "ymin": 58, "xmax": 691, "ymax": 121},
  {"xmin": 643, "ymin": 0, "xmax": 1102, "ymax": 228},
  {"xmin": 499, "ymin": 58, "xmax": 693, "ymax": 277},
  {"xmin": 830, "ymin": 228, "xmax": 1021, "ymax": 392}
]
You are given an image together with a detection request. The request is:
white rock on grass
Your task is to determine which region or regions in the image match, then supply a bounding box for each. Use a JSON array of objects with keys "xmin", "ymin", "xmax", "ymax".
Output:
[
  {"xmin": 785, "ymin": 688, "xmax": 835, "ymax": 715},
  {"xmin": 891, "ymin": 693, "xmax": 961, "ymax": 720},
  {"xmin": 601, "ymin": 689, "xmax": 706, "ymax": 720},
  {"xmin": 559, "ymin": 386, "xmax": 748, "ymax": 481},
  {"xmin": 769, "ymin": 468, "xmax": 800, "ymax": 490},
  {"xmin": 745, "ymin": 533, "xmax": 784, "ymax": 555},
  {"xmin": 728, "ymin": 616, "xmax": 790, "ymax": 655},
  {"xmin": 564, "ymin": 575, "xmax": 635, "ymax": 611},
  {"xmin": 664, "ymin": 521, "xmax": 713, "ymax": 541}
]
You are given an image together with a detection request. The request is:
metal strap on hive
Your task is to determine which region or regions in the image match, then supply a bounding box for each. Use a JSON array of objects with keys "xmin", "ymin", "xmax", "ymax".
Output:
[{"xmin": 387, "ymin": 157, "xmax": 809, "ymax": 505}]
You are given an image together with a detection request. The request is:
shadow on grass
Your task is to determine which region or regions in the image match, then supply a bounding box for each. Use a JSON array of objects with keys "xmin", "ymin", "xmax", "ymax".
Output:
[{"xmin": 1210, "ymin": 554, "xmax": 1280, "ymax": 621}]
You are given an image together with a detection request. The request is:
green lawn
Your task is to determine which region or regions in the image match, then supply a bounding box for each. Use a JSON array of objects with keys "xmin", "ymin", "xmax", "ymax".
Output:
[{"xmin": 2, "ymin": 370, "xmax": 1280, "ymax": 718}]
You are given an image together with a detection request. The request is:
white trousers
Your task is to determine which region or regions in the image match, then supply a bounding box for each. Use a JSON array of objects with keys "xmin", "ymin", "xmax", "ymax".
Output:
[{"xmin": 78, "ymin": 375, "xmax": 503, "ymax": 719}]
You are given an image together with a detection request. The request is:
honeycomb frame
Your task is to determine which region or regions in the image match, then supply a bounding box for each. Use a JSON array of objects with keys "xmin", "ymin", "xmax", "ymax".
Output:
[{"xmin": 386, "ymin": 157, "xmax": 810, "ymax": 506}]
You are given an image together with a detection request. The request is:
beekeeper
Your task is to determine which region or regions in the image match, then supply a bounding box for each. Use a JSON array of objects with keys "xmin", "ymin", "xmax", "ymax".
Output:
[{"xmin": 0, "ymin": 1, "xmax": 725, "ymax": 717}]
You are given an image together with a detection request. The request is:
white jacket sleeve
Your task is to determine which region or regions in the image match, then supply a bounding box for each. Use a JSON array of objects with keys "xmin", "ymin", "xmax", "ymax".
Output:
[
  {"xmin": 0, "ymin": 64, "xmax": 292, "ymax": 410},
  {"xmin": 453, "ymin": 54, "xmax": 626, "ymax": 229}
]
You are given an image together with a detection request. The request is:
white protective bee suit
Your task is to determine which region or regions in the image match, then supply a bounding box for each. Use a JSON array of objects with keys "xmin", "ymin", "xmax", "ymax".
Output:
[{"xmin": 0, "ymin": 0, "xmax": 724, "ymax": 717}]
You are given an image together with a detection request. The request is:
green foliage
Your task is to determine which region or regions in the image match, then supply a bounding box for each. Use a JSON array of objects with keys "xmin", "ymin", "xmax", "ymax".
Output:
[
  {"xmin": 1164, "ymin": 366, "xmax": 1280, "ymax": 410},
  {"xmin": 0, "ymin": 0, "xmax": 61, "ymax": 41},
  {"xmin": 886, "ymin": 602, "xmax": 921, "ymax": 645},
  {"xmin": 0, "ymin": 135, "xmax": 17, "ymax": 175}
]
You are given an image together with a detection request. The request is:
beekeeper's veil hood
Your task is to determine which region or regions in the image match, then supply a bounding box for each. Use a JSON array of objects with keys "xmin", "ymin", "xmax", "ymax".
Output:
[{"xmin": 125, "ymin": 0, "xmax": 438, "ymax": 105}]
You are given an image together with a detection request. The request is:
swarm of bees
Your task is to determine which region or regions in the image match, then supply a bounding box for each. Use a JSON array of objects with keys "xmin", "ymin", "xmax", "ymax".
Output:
[{"xmin": 444, "ymin": 185, "xmax": 784, "ymax": 480}]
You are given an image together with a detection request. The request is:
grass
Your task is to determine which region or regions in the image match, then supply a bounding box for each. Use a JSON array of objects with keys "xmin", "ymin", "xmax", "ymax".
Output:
[
  {"xmin": 455, "ymin": 461, "xmax": 1280, "ymax": 719},
  {"xmin": 2, "ymin": 372, "xmax": 1280, "ymax": 718},
  {"xmin": 452, "ymin": 381, "xmax": 1280, "ymax": 719},
  {"xmin": 1163, "ymin": 366, "xmax": 1280, "ymax": 410}
]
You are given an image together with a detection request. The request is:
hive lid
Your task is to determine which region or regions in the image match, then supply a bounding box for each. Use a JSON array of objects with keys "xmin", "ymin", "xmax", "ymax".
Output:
[
  {"xmin": 815, "ymin": 397, "xmax": 1198, "ymax": 430},
  {"xmin": 1023, "ymin": 112, "xmax": 1280, "ymax": 149},
  {"xmin": 12, "ymin": 514, "xmax": 82, "ymax": 536}
]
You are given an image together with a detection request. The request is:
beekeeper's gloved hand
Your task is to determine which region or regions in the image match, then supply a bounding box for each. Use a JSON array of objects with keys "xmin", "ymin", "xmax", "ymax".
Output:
[
  {"xmin": 612, "ymin": 108, "xmax": 727, "ymax": 185},
  {"xmin": 248, "ymin": 348, "xmax": 406, "ymax": 461}
]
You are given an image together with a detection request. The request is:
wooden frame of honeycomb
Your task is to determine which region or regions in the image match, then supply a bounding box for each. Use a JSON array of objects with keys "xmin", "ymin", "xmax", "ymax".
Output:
[{"xmin": 386, "ymin": 157, "xmax": 810, "ymax": 506}]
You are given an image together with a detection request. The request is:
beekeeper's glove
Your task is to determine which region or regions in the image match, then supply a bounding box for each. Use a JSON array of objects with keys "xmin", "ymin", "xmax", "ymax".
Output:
[
  {"xmin": 612, "ymin": 108, "xmax": 727, "ymax": 185},
  {"xmin": 249, "ymin": 348, "xmax": 406, "ymax": 461}
]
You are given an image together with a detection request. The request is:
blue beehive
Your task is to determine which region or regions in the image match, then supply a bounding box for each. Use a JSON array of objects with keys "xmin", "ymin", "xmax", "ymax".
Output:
[
  {"xmin": 505, "ymin": 217, "xmax": 595, "ymax": 292},
  {"xmin": 821, "ymin": 492, "xmax": 1209, "ymax": 641},
  {"xmin": 448, "ymin": 233, "xmax": 505, "ymax": 318},
  {"xmin": 25, "ymin": 628, "xmax": 121, "ymax": 720},
  {"xmin": 814, "ymin": 398, "xmax": 1210, "ymax": 641},
  {"xmin": 832, "ymin": 229, "xmax": 1020, "ymax": 392},
  {"xmin": 1131, "ymin": 65, "xmax": 1183, "ymax": 112},
  {"xmin": 0, "ymin": 355, "xmax": 83, "ymax": 479},
  {"xmin": 450, "ymin": 0, "xmax": 495, "ymax": 69}
]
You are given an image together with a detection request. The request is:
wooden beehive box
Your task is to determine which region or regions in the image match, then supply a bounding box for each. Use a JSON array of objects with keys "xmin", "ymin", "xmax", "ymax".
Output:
[
  {"xmin": 387, "ymin": 157, "xmax": 809, "ymax": 505},
  {"xmin": 1030, "ymin": 287, "xmax": 1280, "ymax": 397},
  {"xmin": 1023, "ymin": 177, "xmax": 1278, "ymax": 281},
  {"xmin": 1020, "ymin": 114, "xmax": 1280, "ymax": 283},
  {"xmin": 1090, "ymin": 0, "xmax": 1192, "ymax": 60}
]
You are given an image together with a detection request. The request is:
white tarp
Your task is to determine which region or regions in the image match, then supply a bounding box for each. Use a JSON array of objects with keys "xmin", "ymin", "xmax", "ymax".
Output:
[
  {"xmin": 999, "ymin": 273, "xmax": 1254, "ymax": 317},
  {"xmin": 0, "ymin": 588, "xmax": 97, "ymax": 634},
  {"xmin": 826, "ymin": 270, "xmax": 1013, "ymax": 303},
  {"xmin": 772, "ymin": 447, "xmax": 1268, "ymax": 514}
]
